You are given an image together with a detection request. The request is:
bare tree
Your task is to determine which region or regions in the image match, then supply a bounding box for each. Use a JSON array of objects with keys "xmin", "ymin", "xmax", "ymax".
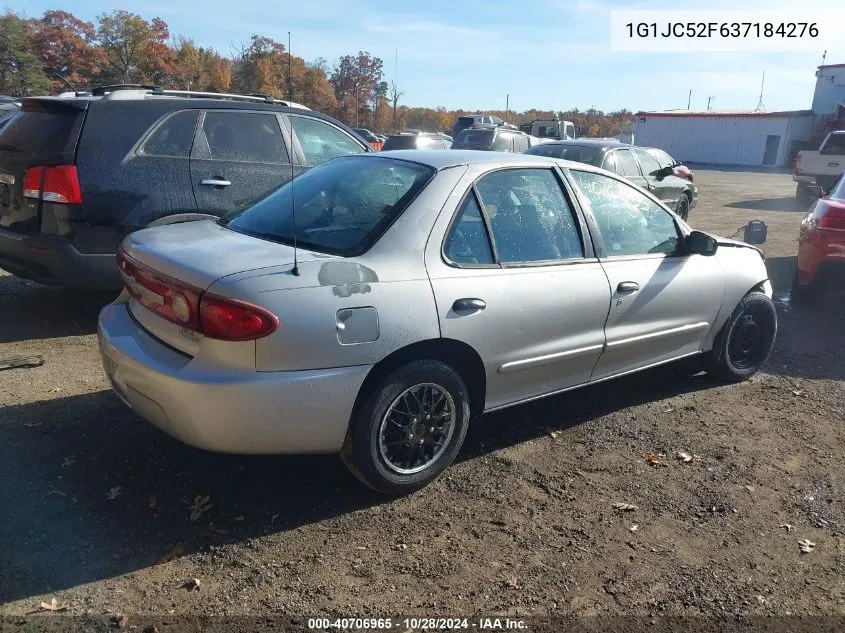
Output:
[{"xmin": 389, "ymin": 80, "xmax": 404, "ymax": 133}]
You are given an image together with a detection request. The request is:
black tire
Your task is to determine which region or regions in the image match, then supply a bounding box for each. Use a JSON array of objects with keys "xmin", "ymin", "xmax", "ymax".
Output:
[
  {"xmin": 796, "ymin": 183, "xmax": 813, "ymax": 205},
  {"xmin": 675, "ymin": 194, "xmax": 690, "ymax": 221},
  {"xmin": 341, "ymin": 360, "xmax": 471, "ymax": 496},
  {"xmin": 790, "ymin": 268, "xmax": 818, "ymax": 304},
  {"xmin": 704, "ymin": 291, "xmax": 777, "ymax": 383}
]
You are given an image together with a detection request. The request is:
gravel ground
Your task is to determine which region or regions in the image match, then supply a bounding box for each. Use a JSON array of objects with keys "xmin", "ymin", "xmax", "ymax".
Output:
[{"xmin": 0, "ymin": 166, "xmax": 843, "ymax": 631}]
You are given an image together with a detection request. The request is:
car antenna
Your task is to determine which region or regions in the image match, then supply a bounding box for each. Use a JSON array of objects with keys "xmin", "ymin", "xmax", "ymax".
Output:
[
  {"xmin": 53, "ymin": 69, "xmax": 79, "ymax": 94},
  {"xmin": 288, "ymin": 30, "xmax": 300, "ymax": 277}
]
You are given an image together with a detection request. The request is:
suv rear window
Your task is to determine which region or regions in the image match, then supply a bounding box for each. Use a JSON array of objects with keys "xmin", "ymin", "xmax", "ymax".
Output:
[
  {"xmin": 224, "ymin": 156, "xmax": 435, "ymax": 256},
  {"xmin": 454, "ymin": 129, "xmax": 494, "ymax": 148},
  {"xmin": 382, "ymin": 135, "xmax": 419, "ymax": 151},
  {"xmin": 0, "ymin": 110, "xmax": 81, "ymax": 155}
]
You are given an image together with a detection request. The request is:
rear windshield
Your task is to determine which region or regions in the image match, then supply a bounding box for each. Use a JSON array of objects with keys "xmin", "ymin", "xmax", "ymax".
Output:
[
  {"xmin": 454, "ymin": 129, "xmax": 494, "ymax": 148},
  {"xmin": 0, "ymin": 110, "xmax": 81, "ymax": 155},
  {"xmin": 224, "ymin": 156, "xmax": 435, "ymax": 256},
  {"xmin": 382, "ymin": 136, "xmax": 418, "ymax": 151},
  {"xmin": 526, "ymin": 144, "xmax": 602, "ymax": 164}
]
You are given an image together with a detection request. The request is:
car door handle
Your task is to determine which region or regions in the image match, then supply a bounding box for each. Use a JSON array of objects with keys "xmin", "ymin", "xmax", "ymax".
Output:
[
  {"xmin": 452, "ymin": 298, "xmax": 486, "ymax": 313},
  {"xmin": 201, "ymin": 178, "xmax": 231, "ymax": 187},
  {"xmin": 617, "ymin": 281, "xmax": 639, "ymax": 293}
]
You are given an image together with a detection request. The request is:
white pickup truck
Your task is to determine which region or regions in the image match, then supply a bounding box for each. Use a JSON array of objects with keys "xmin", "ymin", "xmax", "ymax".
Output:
[{"xmin": 794, "ymin": 130, "xmax": 845, "ymax": 203}]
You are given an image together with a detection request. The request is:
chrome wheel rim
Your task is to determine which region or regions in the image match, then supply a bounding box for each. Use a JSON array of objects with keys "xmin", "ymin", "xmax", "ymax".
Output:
[{"xmin": 377, "ymin": 383, "xmax": 456, "ymax": 475}]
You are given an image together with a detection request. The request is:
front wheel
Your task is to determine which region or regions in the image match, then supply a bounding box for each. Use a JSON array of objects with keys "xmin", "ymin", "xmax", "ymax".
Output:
[
  {"xmin": 675, "ymin": 195, "xmax": 690, "ymax": 221},
  {"xmin": 704, "ymin": 291, "xmax": 777, "ymax": 383},
  {"xmin": 341, "ymin": 360, "xmax": 471, "ymax": 495}
]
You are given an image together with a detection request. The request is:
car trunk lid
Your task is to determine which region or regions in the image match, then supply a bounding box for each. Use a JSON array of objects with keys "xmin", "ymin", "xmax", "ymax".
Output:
[{"xmin": 0, "ymin": 98, "xmax": 87, "ymax": 235}]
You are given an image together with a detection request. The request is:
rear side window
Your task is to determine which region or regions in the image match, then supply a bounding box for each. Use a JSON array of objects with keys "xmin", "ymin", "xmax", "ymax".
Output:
[
  {"xmin": 139, "ymin": 110, "xmax": 198, "ymax": 157},
  {"xmin": 615, "ymin": 149, "xmax": 641, "ymax": 177},
  {"xmin": 0, "ymin": 110, "xmax": 81, "ymax": 155},
  {"xmin": 290, "ymin": 116, "xmax": 365, "ymax": 166},
  {"xmin": 600, "ymin": 151, "xmax": 618, "ymax": 172},
  {"xmin": 202, "ymin": 111, "xmax": 288, "ymax": 163},
  {"xmin": 444, "ymin": 194, "xmax": 495, "ymax": 265}
]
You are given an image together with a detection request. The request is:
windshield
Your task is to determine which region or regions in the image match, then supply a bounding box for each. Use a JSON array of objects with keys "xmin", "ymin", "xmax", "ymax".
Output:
[
  {"xmin": 224, "ymin": 156, "xmax": 435, "ymax": 256},
  {"xmin": 525, "ymin": 143, "xmax": 602, "ymax": 164}
]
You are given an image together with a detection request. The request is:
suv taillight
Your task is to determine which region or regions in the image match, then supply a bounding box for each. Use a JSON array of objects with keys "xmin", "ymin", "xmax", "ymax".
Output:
[{"xmin": 22, "ymin": 165, "xmax": 82, "ymax": 204}]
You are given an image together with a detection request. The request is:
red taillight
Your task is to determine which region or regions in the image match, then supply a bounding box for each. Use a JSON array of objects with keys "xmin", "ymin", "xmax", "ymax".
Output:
[
  {"xmin": 117, "ymin": 249, "xmax": 202, "ymax": 331},
  {"xmin": 794, "ymin": 155, "xmax": 801, "ymax": 174},
  {"xmin": 22, "ymin": 166, "xmax": 45, "ymax": 199},
  {"xmin": 814, "ymin": 200, "xmax": 845, "ymax": 231},
  {"xmin": 22, "ymin": 165, "xmax": 82, "ymax": 204},
  {"xmin": 200, "ymin": 295, "xmax": 279, "ymax": 341}
]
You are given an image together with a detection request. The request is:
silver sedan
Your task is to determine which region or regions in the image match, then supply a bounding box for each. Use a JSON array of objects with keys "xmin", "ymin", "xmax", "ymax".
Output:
[{"xmin": 98, "ymin": 151, "xmax": 777, "ymax": 495}]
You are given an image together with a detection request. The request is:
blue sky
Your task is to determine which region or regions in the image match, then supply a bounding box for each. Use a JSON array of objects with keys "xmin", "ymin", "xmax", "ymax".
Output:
[{"xmin": 11, "ymin": 0, "xmax": 841, "ymax": 113}]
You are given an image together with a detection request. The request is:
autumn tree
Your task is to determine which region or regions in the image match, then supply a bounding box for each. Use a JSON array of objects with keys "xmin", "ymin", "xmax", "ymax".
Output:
[
  {"xmin": 330, "ymin": 51, "xmax": 383, "ymax": 127},
  {"xmin": 388, "ymin": 80, "xmax": 404, "ymax": 132},
  {"xmin": 0, "ymin": 13, "xmax": 51, "ymax": 96},
  {"xmin": 96, "ymin": 10, "xmax": 157, "ymax": 83},
  {"xmin": 136, "ymin": 16, "xmax": 174, "ymax": 85},
  {"xmin": 31, "ymin": 10, "xmax": 105, "ymax": 92},
  {"xmin": 232, "ymin": 35, "xmax": 288, "ymax": 98},
  {"xmin": 295, "ymin": 59, "xmax": 337, "ymax": 114}
]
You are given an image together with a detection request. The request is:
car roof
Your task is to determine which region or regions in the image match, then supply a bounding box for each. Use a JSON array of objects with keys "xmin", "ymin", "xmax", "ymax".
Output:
[
  {"xmin": 538, "ymin": 139, "xmax": 620, "ymax": 148},
  {"xmin": 360, "ymin": 149, "xmax": 604, "ymax": 173}
]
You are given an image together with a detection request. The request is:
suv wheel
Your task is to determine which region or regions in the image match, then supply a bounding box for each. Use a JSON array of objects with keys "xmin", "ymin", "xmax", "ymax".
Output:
[{"xmin": 342, "ymin": 360, "xmax": 470, "ymax": 495}]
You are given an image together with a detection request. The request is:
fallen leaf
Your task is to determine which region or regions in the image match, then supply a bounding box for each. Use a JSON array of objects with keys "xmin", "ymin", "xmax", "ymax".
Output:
[
  {"xmin": 48, "ymin": 387, "xmax": 63, "ymax": 393},
  {"xmin": 61, "ymin": 457, "xmax": 74, "ymax": 468},
  {"xmin": 744, "ymin": 485, "xmax": 756, "ymax": 493},
  {"xmin": 629, "ymin": 524, "xmax": 639, "ymax": 532},
  {"xmin": 356, "ymin": 546, "xmax": 368, "ymax": 550},
  {"xmin": 549, "ymin": 430, "xmax": 560, "ymax": 439},
  {"xmin": 678, "ymin": 452, "xmax": 694, "ymax": 463},
  {"xmin": 155, "ymin": 543, "xmax": 184, "ymax": 566},
  {"xmin": 183, "ymin": 577, "xmax": 201, "ymax": 591},
  {"xmin": 646, "ymin": 454, "xmax": 660, "ymax": 465},
  {"xmin": 114, "ymin": 613, "xmax": 129, "ymax": 629},
  {"xmin": 187, "ymin": 495, "xmax": 212, "ymax": 522},
  {"xmin": 791, "ymin": 389, "xmax": 805, "ymax": 397},
  {"xmin": 39, "ymin": 598, "xmax": 66, "ymax": 612},
  {"xmin": 779, "ymin": 523, "xmax": 793, "ymax": 533},
  {"xmin": 798, "ymin": 539, "xmax": 815, "ymax": 554},
  {"xmin": 664, "ymin": 407, "xmax": 674, "ymax": 413},
  {"xmin": 613, "ymin": 502, "xmax": 638, "ymax": 512},
  {"xmin": 148, "ymin": 494, "xmax": 157, "ymax": 510},
  {"xmin": 396, "ymin": 543, "xmax": 408, "ymax": 550},
  {"xmin": 106, "ymin": 487, "xmax": 122, "ymax": 500}
]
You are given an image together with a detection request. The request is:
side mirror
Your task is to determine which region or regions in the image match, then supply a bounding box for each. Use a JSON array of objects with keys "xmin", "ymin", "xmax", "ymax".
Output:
[
  {"xmin": 686, "ymin": 230, "xmax": 718, "ymax": 256},
  {"xmin": 655, "ymin": 165, "xmax": 674, "ymax": 179},
  {"xmin": 807, "ymin": 184, "xmax": 825, "ymax": 198}
]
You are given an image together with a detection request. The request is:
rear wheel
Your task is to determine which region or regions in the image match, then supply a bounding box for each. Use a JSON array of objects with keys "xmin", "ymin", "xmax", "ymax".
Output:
[
  {"xmin": 341, "ymin": 360, "xmax": 471, "ymax": 496},
  {"xmin": 791, "ymin": 268, "xmax": 818, "ymax": 304},
  {"xmin": 704, "ymin": 291, "xmax": 777, "ymax": 383},
  {"xmin": 675, "ymin": 195, "xmax": 690, "ymax": 221},
  {"xmin": 796, "ymin": 183, "xmax": 813, "ymax": 205}
]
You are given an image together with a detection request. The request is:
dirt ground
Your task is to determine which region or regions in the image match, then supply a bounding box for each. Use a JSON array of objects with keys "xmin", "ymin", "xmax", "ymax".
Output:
[{"xmin": 0, "ymin": 166, "xmax": 843, "ymax": 631}]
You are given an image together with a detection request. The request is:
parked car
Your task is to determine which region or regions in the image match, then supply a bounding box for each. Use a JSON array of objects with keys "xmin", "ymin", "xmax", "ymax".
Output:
[
  {"xmin": 526, "ymin": 140, "xmax": 697, "ymax": 220},
  {"xmin": 643, "ymin": 147, "xmax": 694, "ymax": 183},
  {"xmin": 452, "ymin": 128, "xmax": 530, "ymax": 153},
  {"xmin": 525, "ymin": 118, "xmax": 576, "ymax": 140},
  {"xmin": 450, "ymin": 114, "xmax": 515, "ymax": 138},
  {"xmin": 351, "ymin": 127, "xmax": 384, "ymax": 151},
  {"xmin": 792, "ymin": 174, "xmax": 845, "ymax": 301},
  {"xmin": 382, "ymin": 133, "xmax": 451, "ymax": 150},
  {"xmin": 0, "ymin": 86, "xmax": 370, "ymax": 290},
  {"xmin": 98, "ymin": 150, "xmax": 776, "ymax": 495},
  {"xmin": 793, "ymin": 130, "xmax": 845, "ymax": 203}
]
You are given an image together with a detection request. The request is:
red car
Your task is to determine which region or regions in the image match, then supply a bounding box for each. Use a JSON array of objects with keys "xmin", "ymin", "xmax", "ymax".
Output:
[{"xmin": 793, "ymin": 174, "xmax": 845, "ymax": 300}]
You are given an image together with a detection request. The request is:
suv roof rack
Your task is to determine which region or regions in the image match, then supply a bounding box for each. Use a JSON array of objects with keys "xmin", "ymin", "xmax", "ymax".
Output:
[
  {"xmin": 92, "ymin": 85, "xmax": 311, "ymax": 109},
  {"xmin": 92, "ymin": 84, "xmax": 161, "ymax": 96}
]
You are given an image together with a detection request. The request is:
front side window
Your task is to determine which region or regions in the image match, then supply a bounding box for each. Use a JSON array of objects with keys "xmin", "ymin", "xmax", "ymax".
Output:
[
  {"xmin": 632, "ymin": 147, "xmax": 663, "ymax": 176},
  {"xmin": 139, "ymin": 110, "xmax": 198, "ymax": 157},
  {"xmin": 474, "ymin": 168, "xmax": 584, "ymax": 263},
  {"xmin": 202, "ymin": 111, "xmax": 288, "ymax": 163},
  {"xmin": 290, "ymin": 116, "xmax": 366, "ymax": 166},
  {"xmin": 570, "ymin": 170, "xmax": 682, "ymax": 257},
  {"xmin": 225, "ymin": 156, "xmax": 433, "ymax": 256}
]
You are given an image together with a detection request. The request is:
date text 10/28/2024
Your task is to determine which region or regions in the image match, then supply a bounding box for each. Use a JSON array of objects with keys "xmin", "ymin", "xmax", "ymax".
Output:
[{"xmin": 307, "ymin": 618, "xmax": 527, "ymax": 630}]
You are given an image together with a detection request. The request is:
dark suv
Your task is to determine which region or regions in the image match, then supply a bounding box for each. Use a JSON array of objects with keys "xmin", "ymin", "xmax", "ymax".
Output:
[
  {"xmin": 451, "ymin": 128, "xmax": 530, "ymax": 153},
  {"xmin": 381, "ymin": 133, "xmax": 451, "ymax": 151},
  {"xmin": 0, "ymin": 87, "xmax": 370, "ymax": 289}
]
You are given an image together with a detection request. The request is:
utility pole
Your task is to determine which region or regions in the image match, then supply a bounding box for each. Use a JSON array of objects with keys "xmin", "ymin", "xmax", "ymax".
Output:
[
  {"xmin": 687, "ymin": 89, "xmax": 692, "ymax": 109},
  {"xmin": 706, "ymin": 96, "xmax": 714, "ymax": 110},
  {"xmin": 505, "ymin": 94, "xmax": 509, "ymax": 122},
  {"xmin": 755, "ymin": 70, "xmax": 766, "ymax": 111},
  {"xmin": 355, "ymin": 83, "xmax": 360, "ymax": 127}
]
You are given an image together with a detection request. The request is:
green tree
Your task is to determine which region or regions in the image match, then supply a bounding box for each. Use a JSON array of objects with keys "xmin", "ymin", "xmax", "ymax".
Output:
[
  {"xmin": 96, "ymin": 10, "xmax": 154, "ymax": 83},
  {"xmin": 0, "ymin": 13, "xmax": 50, "ymax": 96}
]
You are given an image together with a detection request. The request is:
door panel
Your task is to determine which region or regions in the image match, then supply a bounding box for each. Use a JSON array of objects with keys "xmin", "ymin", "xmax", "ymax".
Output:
[
  {"xmin": 190, "ymin": 110, "xmax": 293, "ymax": 215},
  {"xmin": 426, "ymin": 168, "xmax": 611, "ymax": 409},
  {"xmin": 567, "ymin": 168, "xmax": 724, "ymax": 379}
]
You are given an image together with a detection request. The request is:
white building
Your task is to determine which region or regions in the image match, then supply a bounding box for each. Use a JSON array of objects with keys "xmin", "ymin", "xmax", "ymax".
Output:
[
  {"xmin": 633, "ymin": 109, "xmax": 814, "ymax": 167},
  {"xmin": 811, "ymin": 63, "xmax": 845, "ymax": 140}
]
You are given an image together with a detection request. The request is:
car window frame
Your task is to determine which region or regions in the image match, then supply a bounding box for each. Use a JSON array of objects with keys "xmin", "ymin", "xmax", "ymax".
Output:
[
  {"xmin": 191, "ymin": 109, "xmax": 294, "ymax": 164},
  {"xmin": 564, "ymin": 167, "xmax": 690, "ymax": 262},
  {"xmin": 614, "ymin": 147, "xmax": 643, "ymax": 178},
  {"xmin": 441, "ymin": 165, "xmax": 596, "ymax": 270},
  {"xmin": 285, "ymin": 113, "xmax": 369, "ymax": 166},
  {"xmin": 632, "ymin": 147, "xmax": 663, "ymax": 177}
]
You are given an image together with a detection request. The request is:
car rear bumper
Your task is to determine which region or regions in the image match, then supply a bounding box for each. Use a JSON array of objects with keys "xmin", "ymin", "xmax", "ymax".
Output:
[
  {"xmin": 97, "ymin": 302, "xmax": 370, "ymax": 455},
  {"xmin": 793, "ymin": 174, "xmax": 817, "ymax": 185},
  {"xmin": 0, "ymin": 228, "xmax": 121, "ymax": 289},
  {"xmin": 797, "ymin": 234, "xmax": 845, "ymax": 286}
]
